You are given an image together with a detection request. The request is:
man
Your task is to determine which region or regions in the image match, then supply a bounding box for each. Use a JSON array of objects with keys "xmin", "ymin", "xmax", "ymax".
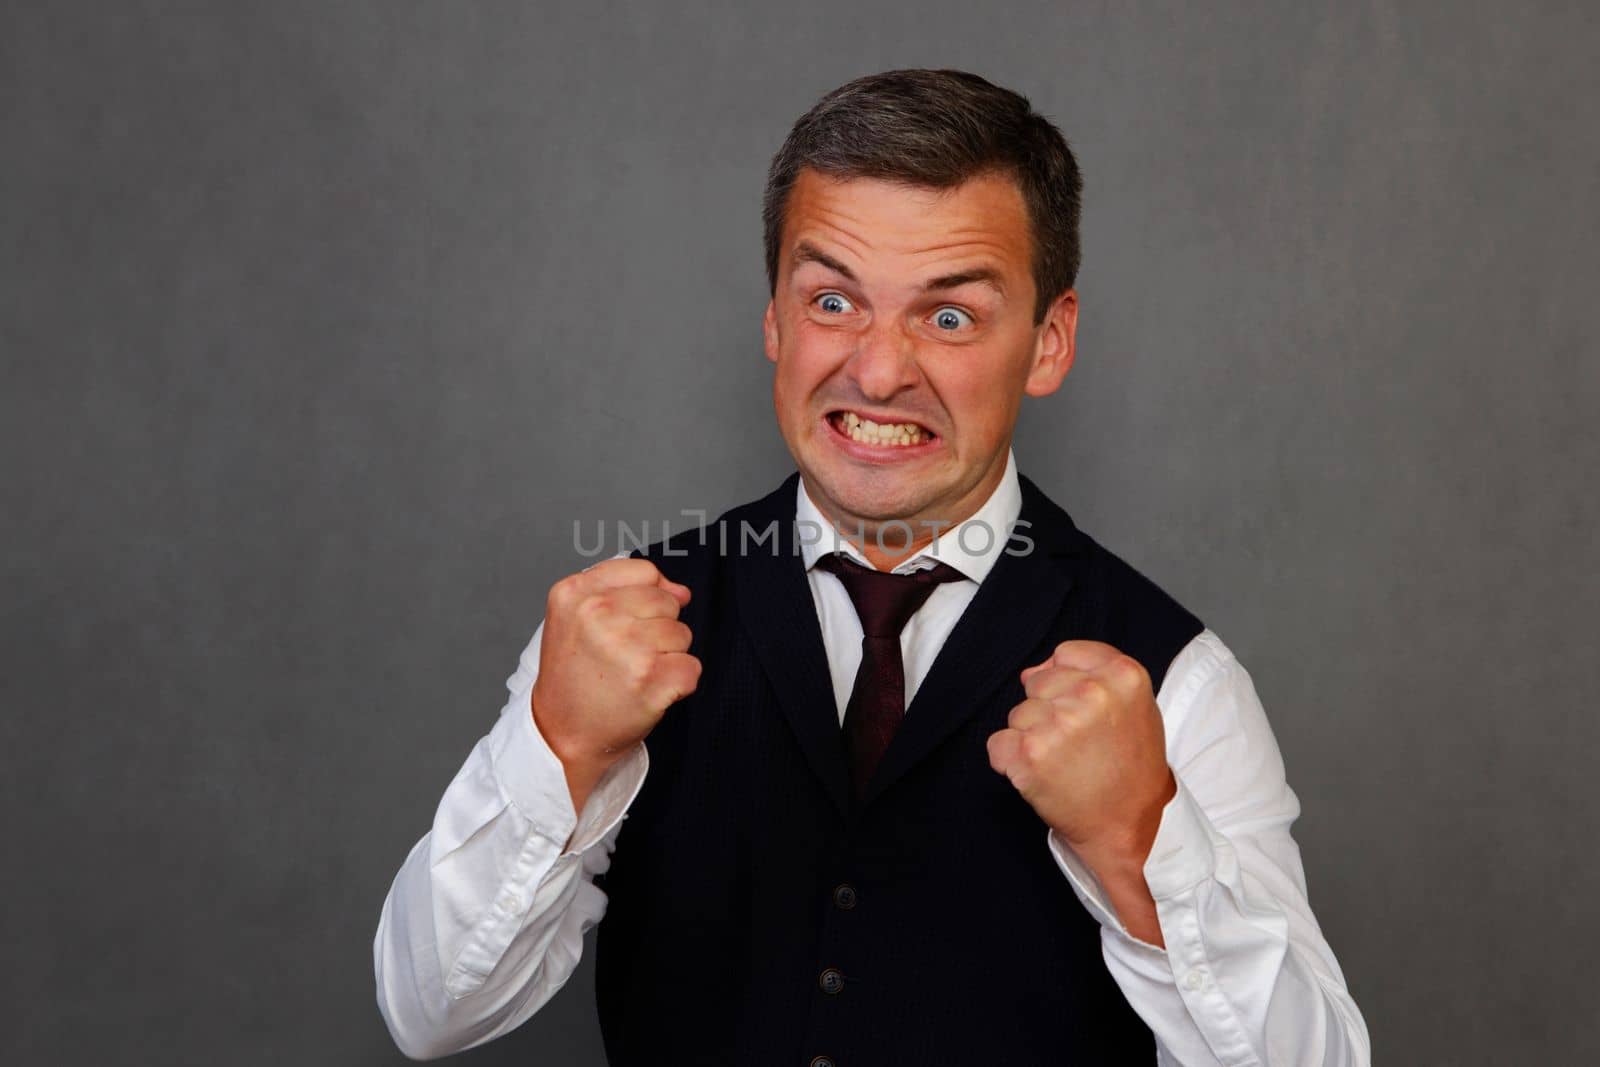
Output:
[{"xmin": 375, "ymin": 69, "xmax": 1370, "ymax": 1064}]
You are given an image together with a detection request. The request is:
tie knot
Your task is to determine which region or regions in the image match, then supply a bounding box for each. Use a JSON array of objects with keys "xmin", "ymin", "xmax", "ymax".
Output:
[{"xmin": 814, "ymin": 553, "xmax": 967, "ymax": 637}]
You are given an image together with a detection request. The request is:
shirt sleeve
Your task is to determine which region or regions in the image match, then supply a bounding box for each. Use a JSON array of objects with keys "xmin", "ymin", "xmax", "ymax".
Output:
[
  {"xmin": 1047, "ymin": 629, "xmax": 1371, "ymax": 1066},
  {"xmin": 373, "ymin": 620, "xmax": 650, "ymax": 1060}
]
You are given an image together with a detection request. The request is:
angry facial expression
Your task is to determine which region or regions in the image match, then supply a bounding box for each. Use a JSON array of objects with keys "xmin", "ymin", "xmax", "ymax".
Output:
[{"xmin": 764, "ymin": 167, "xmax": 1078, "ymax": 550}]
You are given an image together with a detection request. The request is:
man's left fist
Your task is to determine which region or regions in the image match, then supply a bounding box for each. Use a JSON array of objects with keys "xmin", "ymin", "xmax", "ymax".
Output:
[{"xmin": 987, "ymin": 640, "xmax": 1176, "ymax": 867}]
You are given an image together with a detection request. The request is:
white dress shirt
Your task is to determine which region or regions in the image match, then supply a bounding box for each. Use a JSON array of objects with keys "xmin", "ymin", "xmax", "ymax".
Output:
[{"xmin": 374, "ymin": 451, "xmax": 1371, "ymax": 1064}]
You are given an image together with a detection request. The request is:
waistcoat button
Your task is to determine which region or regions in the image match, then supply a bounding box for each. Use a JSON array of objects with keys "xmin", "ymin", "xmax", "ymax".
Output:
[
  {"xmin": 809, "ymin": 1057, "xmax": 836, "ymax": 1067},
  {"xmin": 818, "ymin": 967, "xmax": 845, "ymax": 995},
  {"xmin": 832, "ymin": 884, "xmax": 857, "ymax": 910}
]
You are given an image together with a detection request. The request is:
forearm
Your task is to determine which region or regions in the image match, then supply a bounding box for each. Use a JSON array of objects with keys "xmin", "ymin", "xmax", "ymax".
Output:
[
  {"xmin": 1140, "ymin": 816, "xmax": 1367, "ymax": 1066},
  {"xmin": 1049, "ymin": 631, "xmax": 1369, "ymax": 1065},
  {"xmin": 374, "ymin": 815, "xmax": 600, "ymax": 1059},
  {"xmin": 373, "ymin": 623, "xmax": 648, "ymax": 1059},
  {"xmin": 1052, "ymin": 781, "xmax": 1368, "ymax": 1066},
  {"xmin": 373, "ymin": 737, "xmax": 646, "ymax": 1060}
]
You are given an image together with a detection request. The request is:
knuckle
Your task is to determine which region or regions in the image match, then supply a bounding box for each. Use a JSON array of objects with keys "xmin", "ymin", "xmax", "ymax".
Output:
[
  {"xmin": 1107, "ymin": 654, "xmax": 1147, "ymax": 689},
  {"xmin": 624, "ymin": 651, "xmax": 654, "ymax": 691},
  {"xmin": 1051, "ymin": 706, "xmax": 1078, "ymax": 734},
  {"xmin": 1020, "ymin": 732, "xmax": 1051, "ymax": 764},
  {"xmin": 578, "ymin": 592, "xmax": 613, "ymax": 622},
  {"xmin": 1074, "ymin": 676, "xmax": 1109, "ymax": 705},
  {"xmin": 548, "ymin": 574, "xmax": 579, "ymax": 611}
]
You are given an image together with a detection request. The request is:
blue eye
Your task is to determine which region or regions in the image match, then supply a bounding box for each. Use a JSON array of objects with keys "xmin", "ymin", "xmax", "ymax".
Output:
[
  {"xmin": 816, "ymin": 292, "xmax": 854, "ymax": 314},
  {"xmin": 932, "ymin": 307, "xmax": 974, "ymax": 331}
]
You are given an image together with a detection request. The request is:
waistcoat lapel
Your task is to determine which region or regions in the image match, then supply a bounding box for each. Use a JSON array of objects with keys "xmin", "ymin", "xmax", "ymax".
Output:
[
  {"xmin": 863, "ymin": 474, "xmax": 1090, "ymax": 807},
  {"xmin": 732, "ymin": 474, "xmax": 852, "ymax": 817}
]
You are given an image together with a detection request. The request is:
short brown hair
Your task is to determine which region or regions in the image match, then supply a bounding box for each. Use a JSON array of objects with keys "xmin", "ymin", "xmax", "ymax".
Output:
[{"xmin": 762, "ymin": 69, "xmax": 1084, "ymax": 325}]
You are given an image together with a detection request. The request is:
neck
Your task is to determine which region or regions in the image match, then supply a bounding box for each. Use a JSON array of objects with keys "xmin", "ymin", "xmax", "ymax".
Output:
[
  {"xmin": 828, "ymin": 485, "xmax": 1005, "ymax": 573},
  {"xmin": 857, "ymin": 529, "xmax": 937, "ymax": 573}
]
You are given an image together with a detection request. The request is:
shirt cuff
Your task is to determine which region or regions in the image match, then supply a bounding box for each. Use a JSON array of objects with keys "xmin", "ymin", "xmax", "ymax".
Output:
[
  {"xmin": 488, "ymin": 689, "xmax": 650, "ymax": 854},
  {"xmin": 1047, "ymin": 772, "xmax": 1220, "ymax": 938}
]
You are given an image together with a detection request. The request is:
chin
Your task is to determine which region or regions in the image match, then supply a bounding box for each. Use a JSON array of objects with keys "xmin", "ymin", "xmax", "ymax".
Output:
[{"xmin": 806, "ymin": 462, "xmax": 940, "ymax": 525}]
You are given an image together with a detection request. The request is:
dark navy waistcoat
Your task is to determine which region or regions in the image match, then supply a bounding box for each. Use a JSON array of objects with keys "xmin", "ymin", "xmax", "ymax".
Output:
[{"xmin": 595, "ymin": 472, "xmax": 1203, "ymax": 1066}]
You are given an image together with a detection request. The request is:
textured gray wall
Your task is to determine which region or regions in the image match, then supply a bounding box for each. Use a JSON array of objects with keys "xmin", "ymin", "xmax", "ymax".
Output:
[{"xmin": 5, "ymin": 2, "xmax": 1597, "ymax": 1063}]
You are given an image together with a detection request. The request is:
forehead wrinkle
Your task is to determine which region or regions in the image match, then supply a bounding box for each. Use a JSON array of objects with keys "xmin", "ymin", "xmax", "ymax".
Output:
[
  {"xmin": 787, "ymin": 199, "xmax": 1026, "ymax": 297},
  {"xmin": 789, "ymin": 169, "xmax": 1028, "ymax": 251},
  {"xmin": 902, "ymin": 243, "xmax": 1019, "ymax": 300},
  {"xmin": 905, "ymin": 230, "xmax": 1020, "ymax": 257},
  {"xmin": 788, "ymin": 223, "xmax": 872, "ymax": 277},
  {"xmin": 791, "ymin": 239, "xmax": 1015, "ymax": 301},
  {"xmin": 796, "ymin": 232, "xmax": 1015, "ymax": 273},
  {"xmin": 790, "ymin": 199, "xmax": 875, "ymax": 249}
]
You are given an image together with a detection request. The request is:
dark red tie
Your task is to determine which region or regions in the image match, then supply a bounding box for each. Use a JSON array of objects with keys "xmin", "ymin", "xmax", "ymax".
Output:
[{"xmin": 813, "ymin": 553, "xmax": 967, "ymax": 799}]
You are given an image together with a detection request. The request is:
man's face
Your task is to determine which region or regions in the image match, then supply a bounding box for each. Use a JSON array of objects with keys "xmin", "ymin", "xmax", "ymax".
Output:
[{"xmin": 764, "ymin": 168, "xmax": 1078, "ymax": 541}]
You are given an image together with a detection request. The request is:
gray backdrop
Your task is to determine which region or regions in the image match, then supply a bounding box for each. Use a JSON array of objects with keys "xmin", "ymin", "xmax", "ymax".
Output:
[{"xmin": 5, "ymin": 2, "xmax": 1597, "ymax": 1064}]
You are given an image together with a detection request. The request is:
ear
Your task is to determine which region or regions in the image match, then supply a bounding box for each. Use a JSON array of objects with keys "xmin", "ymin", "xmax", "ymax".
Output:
[
  {"xmin": 763, "ymin": 299, "xmax": 780, "ymax": 365},
  {"xmin": 1023, "ymin": 288, "xmax": 1077, "ymax": 398}
]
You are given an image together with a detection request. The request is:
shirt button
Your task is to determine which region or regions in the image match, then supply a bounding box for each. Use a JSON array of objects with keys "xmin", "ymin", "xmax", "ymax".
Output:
[
  {"xmin": 1184, "ymin": 969, "xmax": 1205, "ymax": 991},
  {"xmin": 832, "ymin": 884, "xmax": 858, "ymax": 910},
  {"xmin": 809, "ymin": 1057, "xmax": 836, "ymax": 1067},
  {"xmin": 498, "ymin": 892, "xmax": 519, "ymax": 911},
  {"xmin": 818, "ymin": 967, "xmax": 845, "ymax": 995}
]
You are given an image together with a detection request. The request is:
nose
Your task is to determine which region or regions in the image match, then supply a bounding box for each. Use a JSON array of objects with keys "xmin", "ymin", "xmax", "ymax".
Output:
[{"xmin": 847, "ymin": 319, "xmax": 920, "ymax": 402}]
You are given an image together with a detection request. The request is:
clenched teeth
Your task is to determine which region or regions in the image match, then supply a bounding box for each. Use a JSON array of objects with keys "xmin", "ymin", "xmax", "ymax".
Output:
[{"xmin": 835, "ymin": 410, "xmax": 930, "ymax": 447}]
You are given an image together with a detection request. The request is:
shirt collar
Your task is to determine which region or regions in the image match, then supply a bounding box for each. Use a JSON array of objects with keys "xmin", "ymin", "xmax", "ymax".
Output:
[{"xmin": 795, "ymin": 449, "xmax": 1021, "ymax": 584}]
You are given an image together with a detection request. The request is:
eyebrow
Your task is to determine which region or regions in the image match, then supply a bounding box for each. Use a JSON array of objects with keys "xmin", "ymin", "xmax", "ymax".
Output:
[{"xmin": 791, "ymin": 240, "xmax": 1006, "ymax": 297}]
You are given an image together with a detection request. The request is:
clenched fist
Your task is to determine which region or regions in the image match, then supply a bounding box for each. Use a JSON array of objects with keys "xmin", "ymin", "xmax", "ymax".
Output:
[
  {"xmin": 531, "ymin": 558, "xmax": 701, "ymax": 812},
  {"xmin": 987, "ymin": 640, "xmax": 1175, "ymax": 876}
]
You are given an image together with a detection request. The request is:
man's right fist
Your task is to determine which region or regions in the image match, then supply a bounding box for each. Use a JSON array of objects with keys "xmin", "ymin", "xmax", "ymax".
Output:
[{"xmin": 531, "ymin": 558, "xmax": 701, "ymax": 809}]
